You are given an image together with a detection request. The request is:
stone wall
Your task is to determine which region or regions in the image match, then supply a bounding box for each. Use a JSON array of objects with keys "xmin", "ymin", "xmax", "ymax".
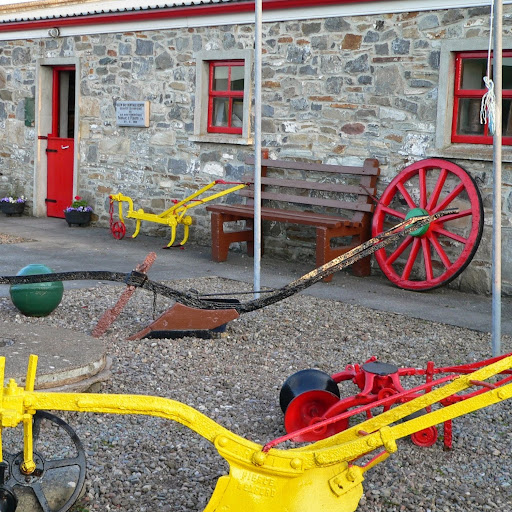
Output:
[{"xmin": 0, "ymin": 7, "xmax": 510, "ymax": 294}]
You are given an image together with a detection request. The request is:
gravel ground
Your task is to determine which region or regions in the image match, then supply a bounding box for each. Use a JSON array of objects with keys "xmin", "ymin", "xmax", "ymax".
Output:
[{"xmin": 1, "ymin": 273, "xmax": 511, "ymax": 512}]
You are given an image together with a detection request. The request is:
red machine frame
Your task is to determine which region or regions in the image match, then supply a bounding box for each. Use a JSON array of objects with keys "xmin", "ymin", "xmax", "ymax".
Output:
[{"xmin": 273, "ymin": 352, "xmax": 512, "ymax": 450}]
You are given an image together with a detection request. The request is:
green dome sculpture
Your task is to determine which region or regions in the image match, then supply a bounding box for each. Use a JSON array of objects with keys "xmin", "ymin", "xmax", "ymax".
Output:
[{"xmin": 10, "ymin": 264, "xmax": 64, "ymax": 317}]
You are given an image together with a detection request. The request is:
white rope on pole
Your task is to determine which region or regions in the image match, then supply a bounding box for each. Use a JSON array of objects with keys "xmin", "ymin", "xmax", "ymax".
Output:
[{"xmin": 480, "ymin": 0, "xmax": 496, "ymax": 134}]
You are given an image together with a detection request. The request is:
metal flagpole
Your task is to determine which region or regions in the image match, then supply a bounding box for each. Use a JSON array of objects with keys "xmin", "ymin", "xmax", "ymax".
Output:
[
  {"xmin": 253, "ymin": 0, "xmax": 262, "ymax": 298},
  {"xmin": 492, "ymin": 0, "xmax": 502, "ymax": 356}
]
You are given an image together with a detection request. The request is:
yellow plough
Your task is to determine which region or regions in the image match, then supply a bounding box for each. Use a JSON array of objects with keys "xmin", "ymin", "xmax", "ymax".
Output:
[
  {"xmin": 109, "ymin": 179, "xmax": 246, "ymax": 247},
  {"xmin": 0, "ymin": 353, "xmax": 511, "ymax": 512}
]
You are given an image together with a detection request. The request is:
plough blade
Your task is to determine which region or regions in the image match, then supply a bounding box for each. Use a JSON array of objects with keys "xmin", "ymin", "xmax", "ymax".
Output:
[{"xmin": 127, "ymin": 302, "xmax": 239, "ymax": 340}]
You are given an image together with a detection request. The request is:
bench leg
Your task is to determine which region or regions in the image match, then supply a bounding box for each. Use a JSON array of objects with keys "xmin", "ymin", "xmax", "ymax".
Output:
[
  {"xmin": 316, "ymin": 227, "xmax": 334, "ymax": 283},
  {"xmin": 316, "ymin": 227, "xmax": 371, "ymax": 282},
  {"xmin": 210, "ymin": 212, "xmax": 254, "ymax": 262},
  {"xmin": 211, "ymin": 212, "xmax": 230, "ymax": 262},
  {"xmin": 350, "ymin": 224, "xmax": 371, "ymax": 277}
]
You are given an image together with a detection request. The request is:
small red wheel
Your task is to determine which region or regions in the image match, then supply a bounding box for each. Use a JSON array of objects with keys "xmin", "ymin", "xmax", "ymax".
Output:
[
  {"xmin": 111, "ymin": 221, "xmax": 126, "ymax": 240},
  {"xmin": 411, "ymin": 426, "xmax": 438, "ymax": 447},
  {"xmin": 284, "ymin": 390, "xmax": 345, "ymax": 442},
  {"xmin": 372, "ymin": 159, "xmax": 483, "ymax": 291}
]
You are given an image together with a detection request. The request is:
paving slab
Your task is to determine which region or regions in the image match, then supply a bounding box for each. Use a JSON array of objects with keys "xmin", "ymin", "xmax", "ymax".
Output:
[{"xmin": 1, "ymin": 323, "xmax": 111, "ymax": 391}]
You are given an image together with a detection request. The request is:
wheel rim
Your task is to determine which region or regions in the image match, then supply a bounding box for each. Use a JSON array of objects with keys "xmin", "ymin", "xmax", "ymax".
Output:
[
  {"xmin": 372, "ymin": 159, "xmax": 483, "ymax": 291},
  {"xmin": 279, "ymin": 369, "xmax": 340, "ymax": 413},
  {"xmin": 284, "ymin": 390, "xmax": 345, "ymax": 442},
  {"xmin": 3, "ymin": 411, "xmax": 87, "ymax": 512},
  {"xmin": 411, "ymin": 426, "xmax": 438, "ymax": 447},
  {"xmin": 111, "ymin": 221, "xmax": 126, "ymax": 240}
]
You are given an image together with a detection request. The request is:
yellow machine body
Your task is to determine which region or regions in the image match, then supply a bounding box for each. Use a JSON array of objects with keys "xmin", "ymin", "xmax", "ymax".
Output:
[
  {"xmin": 1, "ymin": 354, "xmax": 511, "ymax": 512},
  {"xmin": 110, "ymin": 180, "xmax": 245, "ymax": 247}
]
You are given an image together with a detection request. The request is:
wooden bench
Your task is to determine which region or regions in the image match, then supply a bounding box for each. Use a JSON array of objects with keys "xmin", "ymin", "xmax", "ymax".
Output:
[{"xmin": 206, "ymin": 155, "xmax": 380, "ymax": 281}]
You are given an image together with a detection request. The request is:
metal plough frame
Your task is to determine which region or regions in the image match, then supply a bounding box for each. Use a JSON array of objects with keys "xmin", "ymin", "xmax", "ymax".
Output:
[
  {"xmin": 0, "ymin": 352, "xmax": 511, "ymax": 512},
  {"xmin": 1, "ymin": 210, "xmax": 457, "ymax": 320}
]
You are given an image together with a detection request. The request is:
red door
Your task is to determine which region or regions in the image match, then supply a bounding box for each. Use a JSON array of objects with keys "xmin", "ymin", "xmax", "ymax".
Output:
[{"xmin": 46, "ymin": 66, "xmax": 75, "ymax": 218}]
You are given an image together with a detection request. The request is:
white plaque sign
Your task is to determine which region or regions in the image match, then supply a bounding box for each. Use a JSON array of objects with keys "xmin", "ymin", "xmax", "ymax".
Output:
[{"xmin": 116, "ymin": 101, "xmax": 150, "ymax": 127}]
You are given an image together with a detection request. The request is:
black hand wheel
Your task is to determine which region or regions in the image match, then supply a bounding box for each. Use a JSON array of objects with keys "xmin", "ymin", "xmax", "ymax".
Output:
[
  {"xmin": 3, "ymin": 411, "xmax": 86, "ymax": 512},
  {"xmin": 372, "ymin": 159, "xmax": 483, "ymax": 291}
]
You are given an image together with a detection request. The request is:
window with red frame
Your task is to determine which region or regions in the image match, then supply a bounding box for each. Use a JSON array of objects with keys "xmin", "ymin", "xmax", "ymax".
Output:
[
  {"xmin": 208, "ymin": 61, "xmax": 244, "ymax": 134},
  {"xmin": 452, "ymin": 50, "xmax": 512, "ymax": 145}
]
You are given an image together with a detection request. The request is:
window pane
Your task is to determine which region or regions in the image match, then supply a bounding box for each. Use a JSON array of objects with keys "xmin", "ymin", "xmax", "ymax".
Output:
[
  {"xmin": 231, "ymin": 99, "xmax": 243, "ymax": 127},
  {"xmin": 456, "ymin": 98, "xmax": 484, "ymax": 135},
  {"xmin": 461, "ymin": 59, "xmax": 486, "ymax": 89},
  {"xmin": 230, "ymin": 66, "xmax": 244, "ymax": 91},
  {"xmin": 503, "ymin": 99, "xmax": 512, "ymax": 136},
  {"xmin": 212, "ymin": 98, "xmax": 228, "ymax": 126},
  {"xmin": 213, "ymin": 67, "xmax": 229, "ymax": 91},
  {"xmin": 503, "ymin": 58, "xmax": 512, "ymax": 89}
]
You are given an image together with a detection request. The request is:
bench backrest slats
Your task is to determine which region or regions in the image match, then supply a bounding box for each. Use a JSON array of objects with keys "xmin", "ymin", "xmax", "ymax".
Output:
[
  {"xmin": 242, "ymin": 176, "xmax": 371, "ymax": 196},
  {"xmin": 239, "ymin": 154, "xmax": 380, "ymax": 220},
  {"xmin": 238, "ymin": 189, "xmax": 374, "ymax": 213},
  {"xmin": 245, "ymin": 157, "xmax": 380, "ymax": 176}
]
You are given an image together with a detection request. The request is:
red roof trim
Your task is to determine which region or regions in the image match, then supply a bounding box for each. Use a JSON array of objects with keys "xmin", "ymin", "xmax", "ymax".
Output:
[{"xmin": 0, "ymin": 0, "xmax": 378, "ymax": 32}]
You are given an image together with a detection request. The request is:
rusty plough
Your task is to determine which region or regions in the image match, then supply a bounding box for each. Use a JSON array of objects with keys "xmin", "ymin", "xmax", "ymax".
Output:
[
  {"xmin": 109, "ymin": 179, "xmax": 246, "ymax": 248},
  {"xmin": 1, "ymin": 210, "xmax": 457, "ymax": 339},
  {"xmin": 0, "ymin": 352, "xmax": 511, "ymax": 512}
]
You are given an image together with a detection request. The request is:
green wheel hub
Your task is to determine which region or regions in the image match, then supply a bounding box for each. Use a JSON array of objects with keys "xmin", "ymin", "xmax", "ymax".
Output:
[
  {"xmin": 9, "ymin": 264, "xmax": 64, "ymax": 317},
  {"xmin": 405, "ymin": 208, "xmax": 430, "ymax": 237}
]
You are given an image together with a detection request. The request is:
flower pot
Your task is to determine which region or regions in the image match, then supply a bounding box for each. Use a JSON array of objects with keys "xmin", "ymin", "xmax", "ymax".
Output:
[
  {"xmin": 0, "ymin": 202, "xmax": 25, "ymax": 216},
  {"xmin": 64, "ymin": 210, "xmax": 92, "ymax": 227}
]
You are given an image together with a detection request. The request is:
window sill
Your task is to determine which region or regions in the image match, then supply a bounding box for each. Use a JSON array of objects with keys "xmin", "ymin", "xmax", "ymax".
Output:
[
  {"xmin": 430, "ymin": 144, "xmax": 512, "ymax": 163},
  {"xmin": 190, "ymin": 134, "xmax": 254, "ymax": 146}
]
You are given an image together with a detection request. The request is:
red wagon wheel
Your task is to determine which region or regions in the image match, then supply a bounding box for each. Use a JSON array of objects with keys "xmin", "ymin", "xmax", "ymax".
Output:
[{"xmin": 372, "ymin": 159, "xmax": 483, "ymax": 291}]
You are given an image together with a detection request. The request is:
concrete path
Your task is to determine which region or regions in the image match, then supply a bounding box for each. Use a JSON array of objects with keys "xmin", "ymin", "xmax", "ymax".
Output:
[{"xmin": 1, "ymin": 215, "xmax": 511, "ymax": 338}]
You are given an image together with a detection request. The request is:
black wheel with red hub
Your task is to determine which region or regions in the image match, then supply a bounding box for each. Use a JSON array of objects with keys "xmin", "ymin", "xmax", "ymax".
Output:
[
  {"xmin": 111, "ymin": 221, "xmax": 126, "ymax": 240},
  {"xmin": 372, "ymin": 159, "xmax": 483, "ymax": 291},
  {"xmin": 280, "ymin": 369, "xmax": 342, "ymax": 442}
]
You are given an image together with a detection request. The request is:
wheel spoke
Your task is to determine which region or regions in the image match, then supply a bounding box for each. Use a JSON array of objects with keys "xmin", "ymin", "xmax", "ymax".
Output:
[
  {"xmin": 402, "ymin": 238, "xmax": 421, "ymax": 280},
  {"xmin": 386, "ymin": 236, "xmax": 413, "ymax": 265},
  {"xmin": 431, "ymin": 225, "xmax": 468, "ymax": 244},
  {"xmin": 32, "ymin": 481, "xmax": 51, "ymax": 512},
  {"xmin": 432, "ymin": 182, "xmax": 465, "ymax": 213},
  {"xmin": 421, "ymin": 238, "xmax": 434, "ymax": 281},
  {"xmin": 426, "ymin": 168, "xmax": 448, "ymax": 210},
  {"xmin": 419, "ymin": 167, "xmax": 427, "ymax": 209},
  {"xmin": 439, "ymin": 208, "xmax": 473, "ymax": 222},
  {"xmin": 396, "ymin": 182, "xmax": 417, "ymax": 208},
  {"xmin": 428, "ymin": 233, "xmax": 452, "ymax": 269},
  {"xmin": 32, "ymin": 414, "xmax": 42, "ymax": 444},
  {"xmin": 380, "ymin": 205, "xmax": 406, "ymax": 220},
  {"xmin": 45, "ymin": 457, "xmax": 82, "ymax": 470}
]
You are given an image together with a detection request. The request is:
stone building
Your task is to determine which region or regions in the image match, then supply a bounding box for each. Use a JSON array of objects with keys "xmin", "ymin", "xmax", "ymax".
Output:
[{"xmin": 0, "ymin": 0, "xmax": 510, "ymax": 294}]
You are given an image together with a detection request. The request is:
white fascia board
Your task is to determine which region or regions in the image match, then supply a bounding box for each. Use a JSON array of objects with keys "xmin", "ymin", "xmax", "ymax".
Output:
[
  {"xmin": 0, "ymin": 0, "xmax": 235, "ymax": 22},
  {"xmin": 0, "ymin": 0, "xmax": 510, "ymax": 41}
]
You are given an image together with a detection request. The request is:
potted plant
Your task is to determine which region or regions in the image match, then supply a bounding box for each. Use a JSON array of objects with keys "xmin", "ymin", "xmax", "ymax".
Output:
[
  {"xmin": 64, "ymin": 196, "xmax": 93, "ymax": 226},
  {"xmin": 0, "ymin": 195, "xmax": 26, "ymax": 216}
]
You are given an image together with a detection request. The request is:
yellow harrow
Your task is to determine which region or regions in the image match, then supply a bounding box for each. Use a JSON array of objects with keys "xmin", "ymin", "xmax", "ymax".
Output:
[
  {"xmin": 109, "ymin": 179, "xmax": 246, "ymax": 247},
  {"xmin": 0, "ymin": 353, "xmax": 511, "ymax": 512}
]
